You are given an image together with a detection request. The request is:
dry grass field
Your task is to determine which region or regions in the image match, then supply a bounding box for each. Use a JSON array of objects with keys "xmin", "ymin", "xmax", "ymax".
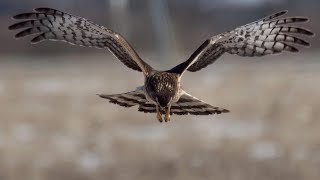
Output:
[{"xmin": 0, "ymin": 52, "xmax": 319, "ymax": 180}]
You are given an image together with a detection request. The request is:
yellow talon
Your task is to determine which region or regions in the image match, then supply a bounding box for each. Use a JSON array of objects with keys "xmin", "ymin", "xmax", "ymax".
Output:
[
  {"xmin": 156, "ymin": 106, "xmax": 163, "ymax": 123},
  {"xmin": 164, "ymin": 106, "xmax": 171, "ymax": 122},
  {"xmin": 164, "ymin": 113, "xmax": 170, "ymax": 122}
]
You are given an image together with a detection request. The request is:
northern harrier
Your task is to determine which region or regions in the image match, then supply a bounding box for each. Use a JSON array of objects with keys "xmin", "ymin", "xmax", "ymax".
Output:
[{"xmin": 9, "ymin": 8, "xmax": 314, "ymax": 122}]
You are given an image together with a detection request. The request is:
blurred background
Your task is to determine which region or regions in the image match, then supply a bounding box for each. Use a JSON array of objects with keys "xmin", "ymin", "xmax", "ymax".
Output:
[{"xmin": 1, "ymin": 0, "xmax": 320, "ymax": 180}]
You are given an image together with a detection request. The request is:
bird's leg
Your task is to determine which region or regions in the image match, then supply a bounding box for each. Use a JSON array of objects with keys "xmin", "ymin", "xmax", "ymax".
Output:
[
  {"xmin": 156, "ymin": 105, "xmax": 163, "ymax": 123},
  {"xmin": 164, "ymin": 105, "xmax": 171, "ymax": 122}
]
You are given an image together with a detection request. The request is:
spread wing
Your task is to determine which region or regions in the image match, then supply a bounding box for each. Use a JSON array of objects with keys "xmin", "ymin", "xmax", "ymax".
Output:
[
  {"xmin": 8, "ymin": 7, "xmax": 153, "ymax": 75},
  {"xmin": 138, "ymin": 91, "xmax": 229, "ymax": 115},
  {"xmin": 173, "ymin": 10, "xmax": 314, "ymax": 73}
]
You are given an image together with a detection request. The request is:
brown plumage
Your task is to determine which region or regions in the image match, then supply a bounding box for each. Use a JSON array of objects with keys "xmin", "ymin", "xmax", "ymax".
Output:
[{"xmin": 9, "ymin": 8, "xmax": 314, "ymax": 122}]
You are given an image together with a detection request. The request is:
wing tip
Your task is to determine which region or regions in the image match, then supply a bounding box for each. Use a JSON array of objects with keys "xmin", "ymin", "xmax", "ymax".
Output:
[
  {"xmin": 222, "ymin": 109, "xmax": 230, "ymax": 113},
  {"xmin": 292, "ymin": 37, "xmax": 311, "ymax": 47},
  {"xmin": 306, "ymin": 30, "xmax": 316, "ymax": 37},
  {"xmin": 297, "ymin": 28, "xmax": 315, "ymax": 37},
  {"xmin": 289, "ymin": 17, "xmax": 310, "ymax": 23},
  {"xmin": 8, "ymin": 24, "xmax": 16, "ymax": 30},
  {"xmin": 30, "ymin": 36, "xmax": 43, "ymax": 44},
  {"xmin": 215, "ymin": 108, "xmax": 230, "ymax": 114},
  {"xmin": 34, "ymin": 7, "xmax": 63, "ymax": 15},
  {"xmin": 288, "ymin": 46, "xmax": 299, "ymax": 53},
  {"xmin": 33, "ymin": 7, "xmax": 53, "ymax": 12},
  {"xmin": 12, "ymin": 13, "xmax": 24, "ymax": 20},
  {"xmin": 97, "ymin": 94, "xmax": 109, "ymax": 99},
  {"xmin": 268, "ymin": 10, "xmax": 288, "ymax": 20},
  {"xmin": 14, "ymin": 31, "xmax": 25, "ymax": 38},
  {"xmin": 278, "ymin": 10, "xmax": 288, "ymax": 16},
  {"xmin": 301, "ymin": 17, "xmax": 310, "ymax": 23}
]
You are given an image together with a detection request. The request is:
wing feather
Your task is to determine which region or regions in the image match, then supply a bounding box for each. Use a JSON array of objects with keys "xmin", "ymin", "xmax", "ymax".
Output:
[
  {"xmin": 184, "ymin": 10, "xmax": 314, "ymax": 72},
  {"xmin": 9, "ymin": 8, "xmax": 153, "ymax": 75}
]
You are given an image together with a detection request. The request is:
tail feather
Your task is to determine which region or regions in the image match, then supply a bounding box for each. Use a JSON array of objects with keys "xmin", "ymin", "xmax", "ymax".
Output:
[
  {"xmin": 138, "ymin": 91, "xmax": 229, "ymax": 115},
  {"xmin": 98, "ymin": 89, "xmax": 229, "ymax": 116},
  {"xmin": 170, "ymin": 91, "xmax": 229, "ymax": 115},
  {"xmin": 98, "ymin": 88, "xmax": 147, "ymax": 108}
]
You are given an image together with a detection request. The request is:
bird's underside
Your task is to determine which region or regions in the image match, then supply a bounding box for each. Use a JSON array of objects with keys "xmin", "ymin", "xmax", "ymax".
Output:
[{"xmin": 9, "ymin": 8, "xmax": 314, "ymax": 122}]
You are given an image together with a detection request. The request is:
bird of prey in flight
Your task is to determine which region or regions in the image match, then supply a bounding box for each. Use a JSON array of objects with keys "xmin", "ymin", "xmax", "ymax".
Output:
[{"xmin": 9, "ymin": 8, "xmax": 314, "ymax": 122}]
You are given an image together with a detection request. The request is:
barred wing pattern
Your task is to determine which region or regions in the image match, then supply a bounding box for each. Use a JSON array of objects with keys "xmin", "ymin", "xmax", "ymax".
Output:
[
  {"xmin": 139, "ymin": 92, "xmax": 229, "ymax": 115},
  {"xmin": 8, "ymin": 8, "xmax": 152, "ymax": 75},
  {"xmin": 187, "ymin": 10, "xmax": 314, "ymax": 72},
  {"xmin": 98, "ymin": 90, "xmax": 148, "ymax": 108},
  {"xmin": 98, "ymin": 90, "xmax": 229, "ymax": 115}
]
